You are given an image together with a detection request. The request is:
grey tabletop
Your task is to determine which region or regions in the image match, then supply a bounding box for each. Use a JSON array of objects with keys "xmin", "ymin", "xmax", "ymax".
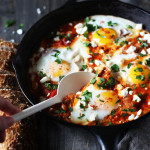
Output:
[{"xmin": 0, "ymin": 0, "xmax": 150, "ymax": 150}]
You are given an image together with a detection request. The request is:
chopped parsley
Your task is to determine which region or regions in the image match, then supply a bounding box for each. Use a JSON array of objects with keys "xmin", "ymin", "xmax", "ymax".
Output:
[
  {"xmin": 90, "ymin": 60, "xmax": 95, "ymax": 63},
  {"xmin": 39, "ymin": 71, "xmax": 46, "ymax": 77},
  {"xmin": 119, "ymin": 41, "xmax": 128, "ymax": 46},
  {"xmin": 52, "ymin": 50, "xmax": 60, "ymax": 57},
  {"xmin": 134, "ymin": 67, "xmax": 143, "ymax": 72},
  {"xmin": 82, "ymin": 65, "xmax": 87, "ymax": 70},
  {"xmin": 134, "ymin": 84, "xmax": 137, "ymax": 89},
  {"xmin": 106, "ymin": 59, "xmax": 109, "ymax": 61},
  {"xmin": 127, "ymin": 63, "xmax": 133, "ymax": 69},
  {"xmin": 83, "ymin": 31, "xmax": 88, "ymax": 38},
  {"xmin": 135, "ymin": 75, "xmax": 145, "ymax": 81},
  {"xmin": 69, "ymin": 107, "xmax": 73, "ymax": 112},
  {"xmin": 138, "ymin": 61, "xmax": 142, "ymax": 64},
  {"xmin": 80, "ymin": 103, "xmax": 86, "ymax": 111},
  {"xmin": 116, "ymin": 99, "xmax": 121, "ymax": 104},
  {"xmin": 114, "ymin": 38, "xmax": 119, "ymax": 44},
  {"xmin": 82, "ymin": 90, "xmax": 92, "ymax": 105},
  {"xmin": 96, "ymin": 94, "xmax": 100, "ymax": 98},
  {"xmin": 83, "ymin": 41, "xmax": 90, "ymax": 47},
  {"xmin": 122, "ymin": 113, "xmax": 129, "ymax": 117},
  {"xmin": 97, "ymin": 77, "xmax": 116, "ymax": 89},
  {"xmin": 52, "ymin": 84, "xmax": 58, "ymax": 90},
  {"xmin": 78, "ymin": 114, "xmax": 85, "ymax": 119},
  {"xmin": 107, "ymin": 21, "xmax": 118, "ymax": 27},
  {"xmin": 67, "ymin": 46, "xmax": 71, "ymax": 50},
  {"xmin": 55, "ymin": 58, "xmax": 62, "ymax": 64},
  {"xmin": 90, "ymin": 50, "xmax": 97, "ymax": 55},
  {"xmin": 138, "ymin": 93, "xmax": 142, "ymax": 97},
  {"xmin": 59, "ymin": 75, "xmax": 64, "ymax": 81},
  {"xmin": 5, "ymin": 20, "xmax": 16, "ymax": 27},
  {"xmin": 145, "ymin": 58, "xmax": 150, "ymax": 66},
  {"xmin": 18, "ymin": 23, "xmax": 24, "ymax": 29},
  {"xmin": 96, "ymin": 32, "xmax": 106, "ymax": 38},
  {"xmin": 85, "ymin": 23, "xmax": 100, "ymax": 32},
  {"xmin": 141, "ymin": 42, "xmax": 148, "ymax": 48},
  {"xmin": 140, "ymin": 53, "xmax": 147, "ymax": 57},
  {"xmin": 109, "ymin": 122, "xmax": 113, "ymax": 126},
  {"xmin": 111, "ymin": 64, "xmax": 120, "ymax": 72},
  {"xmin": 141, "ymin": 84, "xmax": 146, "ymax": 88},
  {"xmin": 111, "ymin": 110, "xmax": 116, "ymax": 116},
  {"xmin": 127, "ymin": 25, "xmax": 133, "ymax": 29},
  {"xmin": 84, "ymin": 17, "xmax": 90, "ymax": 23},
  {"xmin": 99, "ymin": 99, "xmax": 104, "ymax": 102},
  {"xmin": 44, "ymin": 83, "xmax": 51, "ymax": 90},
  {"xmin": 90, "ymin": 77, "xmax": 97, "ymax": 84},
  {"xmin": 122, "ymin": 70, "xmax": 126, "ymax": 72}
]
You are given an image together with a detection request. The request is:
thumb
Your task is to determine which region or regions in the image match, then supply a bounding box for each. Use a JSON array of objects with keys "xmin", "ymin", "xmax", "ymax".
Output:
[{"xmin": 0, "ymin": 116, "xmax": 14, "ymax": 131}]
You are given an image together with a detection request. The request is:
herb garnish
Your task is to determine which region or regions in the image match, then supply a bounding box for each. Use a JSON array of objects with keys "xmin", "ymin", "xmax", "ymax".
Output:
[
  {"xmin": 5, "ymin": 20, "xmax": 16, "ymax": 27},
  {"xmin": 78, "ymin": 114, "xmax": 85, "ymax": 119},
  {"xmin": 90, "ymin": 77, "xmax": 97, "ymax": 84},
  {"xmin": 111, "ymin": 64, "xmax": 120, "ymax": 72},
  {"xmin": 39, "ymin": 71, "xmax": 46, "ymax": 77}
]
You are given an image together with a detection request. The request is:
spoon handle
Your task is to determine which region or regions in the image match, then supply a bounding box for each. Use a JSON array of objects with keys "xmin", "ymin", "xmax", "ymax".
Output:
[{"xmin": 12, "ymin": 95, "xmax": 59, "ymax": 122}]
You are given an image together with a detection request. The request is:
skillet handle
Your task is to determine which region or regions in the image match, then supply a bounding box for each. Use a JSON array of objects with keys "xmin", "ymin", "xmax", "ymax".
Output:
[{"xmin": 89, "ymin": 127, "xmax": 125, "ymax": 150}]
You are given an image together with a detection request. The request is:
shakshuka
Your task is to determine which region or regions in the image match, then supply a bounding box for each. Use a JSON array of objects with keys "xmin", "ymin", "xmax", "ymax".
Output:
[{"xmin": 29, "ymin": 15, "xmax": 150, "ymax": 126}]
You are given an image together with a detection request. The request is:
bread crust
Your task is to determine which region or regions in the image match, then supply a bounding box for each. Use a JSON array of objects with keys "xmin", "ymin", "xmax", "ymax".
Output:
[{"xmin": 0, "ymin": 40, "xmax": 37, "ymax": 150}]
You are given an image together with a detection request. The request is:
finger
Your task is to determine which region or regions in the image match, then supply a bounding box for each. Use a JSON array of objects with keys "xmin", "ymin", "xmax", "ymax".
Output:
[
  {"xmin": 0, "ymin": 116, "xmax": 14, "ymax": 131},
  {"xmin": 0, "ymin": 96, "xmax": 20, "ymax": 115},
  {"xmin": 0, "ymin": 130, "xmax": 6, "ymax": 143}
]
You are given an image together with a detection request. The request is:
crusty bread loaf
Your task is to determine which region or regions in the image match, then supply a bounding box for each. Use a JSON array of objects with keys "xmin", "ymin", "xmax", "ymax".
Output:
[{"xmin": 0, "ymin": 39, "xmax": 37, "ymax": 150}]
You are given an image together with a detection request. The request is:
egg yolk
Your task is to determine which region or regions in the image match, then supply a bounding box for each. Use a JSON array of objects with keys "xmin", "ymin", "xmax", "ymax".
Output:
[
  {"xmin": 93, "ymin": 28, "xmax": 117, "ymax": 45},
  {"xmin": 47, "ymin": 61, "xmax": 70, "ymax": 77},
  {"xmin": 98, "ymin": 90, "xmax": 118, "ymax": 108},
  {"xmin": 129, "ymin": 64, "xmax": 150, "ymax": 84}
]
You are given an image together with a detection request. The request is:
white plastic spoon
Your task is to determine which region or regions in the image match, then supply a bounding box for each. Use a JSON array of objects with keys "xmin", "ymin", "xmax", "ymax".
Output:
[{"xmin": 12, "ymin": 72, "xmax": 95, "ymax": 122}]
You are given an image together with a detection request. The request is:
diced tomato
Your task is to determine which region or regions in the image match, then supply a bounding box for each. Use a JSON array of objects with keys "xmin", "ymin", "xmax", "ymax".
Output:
[{"xmin": 49, "ymin": 90, "xmax": 57, "ymax": 98}]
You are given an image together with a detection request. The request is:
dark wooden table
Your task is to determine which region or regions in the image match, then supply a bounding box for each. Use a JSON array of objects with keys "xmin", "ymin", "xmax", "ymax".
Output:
[{"xmin": 0, "ymin": 0, "xmax": 150, "ymax": 150}]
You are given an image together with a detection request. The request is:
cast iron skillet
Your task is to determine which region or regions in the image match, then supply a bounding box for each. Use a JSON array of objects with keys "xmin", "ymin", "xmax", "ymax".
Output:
[{"xmin": 13, "ymin": 0, "xmax": 150, "ymax": 149}]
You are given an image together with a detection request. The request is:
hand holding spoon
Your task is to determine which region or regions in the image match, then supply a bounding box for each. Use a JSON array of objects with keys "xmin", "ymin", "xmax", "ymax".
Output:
[{"xmin": 12, "ymin": 72, "xmax": 95, "ymax": 122}]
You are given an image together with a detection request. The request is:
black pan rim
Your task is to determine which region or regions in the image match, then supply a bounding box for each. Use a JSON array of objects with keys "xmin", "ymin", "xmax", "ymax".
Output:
[{"xmin": 13, "ymin": 0, "xmax": 150, "ymax": 129}]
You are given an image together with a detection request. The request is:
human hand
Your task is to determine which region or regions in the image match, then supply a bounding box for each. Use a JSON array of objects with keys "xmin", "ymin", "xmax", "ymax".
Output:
[{"xmin": 0, "ymin": 96, "xmax": 20, "ymax": 143}]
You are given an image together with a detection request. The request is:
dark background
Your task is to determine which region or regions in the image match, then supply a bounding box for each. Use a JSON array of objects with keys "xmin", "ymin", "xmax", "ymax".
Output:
[{"xmin": 0, "ymin": 0, "xmax": 150, "ymax": 150}]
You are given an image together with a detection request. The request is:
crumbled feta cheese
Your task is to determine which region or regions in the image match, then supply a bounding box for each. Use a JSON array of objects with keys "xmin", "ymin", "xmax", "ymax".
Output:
[
  {"xmin": 38, "ymin": 47, "xmax": 44, "ymax": 52},
  {"xmin": 129, "ymin": 91, "xmax": 133, "ymax": 95},
  {"xmin": 86, "ymin": 55, "xmax": 92, "ymax": 59},
  {"xmin": 17, "ymin": 29, "xmax": 23, "ymax": 35},
  {"xmin": 134, "ymin": 115, "xmax": 139, "ymax": 120},
  {"xmin": 40, "ymin": 76, "xmax": 50, "ymax": 83},
  {"xmin": 148, "ymin": 102, "xmax": 150, "ymax": 105},
  {"xmin": 91, "ymin": 41, "xmax": 97, "ymax": 48},
  {"xmin": 126, "ymin": 45, "xmax": 136, "ymax": 53},
  {"xmin": 76, "ymin": 91, "xmax": 82, "ymax": 95},
  {"xmin": 88, "ymin": 67, "xmax": 93, "ymax": 72},
  {"xmin": 140, "ymin": 31, "xmax": 145, "ymax": 36},
  {"xmin": 43, "ymin": 6, "xmax": 46, "ymax": 10},
  {"xmin": 145, "ymin": 88, "xmax": 148, "ymax": 90},
  {"xmin": 141, "ymin": 49, "xmax": 146, "ymax": 55},
  {"xmin": 76, "ymin": 26, "xmax": 87, "ymax": 34},
  {"xmin": 88, "ymin": 104, "xmax": 94, "ymax": 110},
  {"xmin": 137, "ymin": 109, "xmax": 142, "ymax": 116},
  {"xmin": 120, "ymin": 87, "xmax": 129, "ymax": 97},
  {"xmin": 84, "ymin": 69, "xmax": 88, "ymax": 72},
  {"xmin": 53, "ymin": 36, "xmax": 60, "ymax": 41},
  {"xmin": 36, "ymin": 8, "xmax": 41, "ymax": 14},
  {"xmin": 143, "ymin": 34, "xmax": 150, "ymax": 43},
  {"xmin": 47, "ymin": 93, "xmax": 50, "ymax": 96},
  {"xmin": 95, "ymin": 60, "xmax": 101, "ymax": 66},
  {"xmin": 147, "ymin": 48, "xmax": 150, "ymax": 54},
  {"xmin": 133, "ymin": 95, "xmax": 141, "ymax": 102},
  {"xmin": 100, "ymin": 50, "xmax": 104, "ymax": 53},
  {"xmin": 88, "ymin": 113, "xmax": 97, "ymax": 121},
  {"xmin": 69, "ymin": 23, "xmax": 73, "ymax": 26},
  {"xmin": 66, "ymin": 40, "xmax": 71, "ymax": 44},
  {"xmin": 12, "ymin": 31, "xmax": 15, "ymax": 34},
  {"xmin": 128, "ymin": 114, "xmax": 135, "ymax": 121},
  {"xmin": 75, "ymin": 23, "xmax": 83, "ymax": 29},
  {"xmin": 135, "ymin": 24, "xmax": 143, "ymax": 30},
  {"xmin": 94, "ymin": 67, "xmax": 98, "ymax": 71},
  {"xmin": 10, "ymin": 39, "xmax": 15, "ymax": 42}
]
